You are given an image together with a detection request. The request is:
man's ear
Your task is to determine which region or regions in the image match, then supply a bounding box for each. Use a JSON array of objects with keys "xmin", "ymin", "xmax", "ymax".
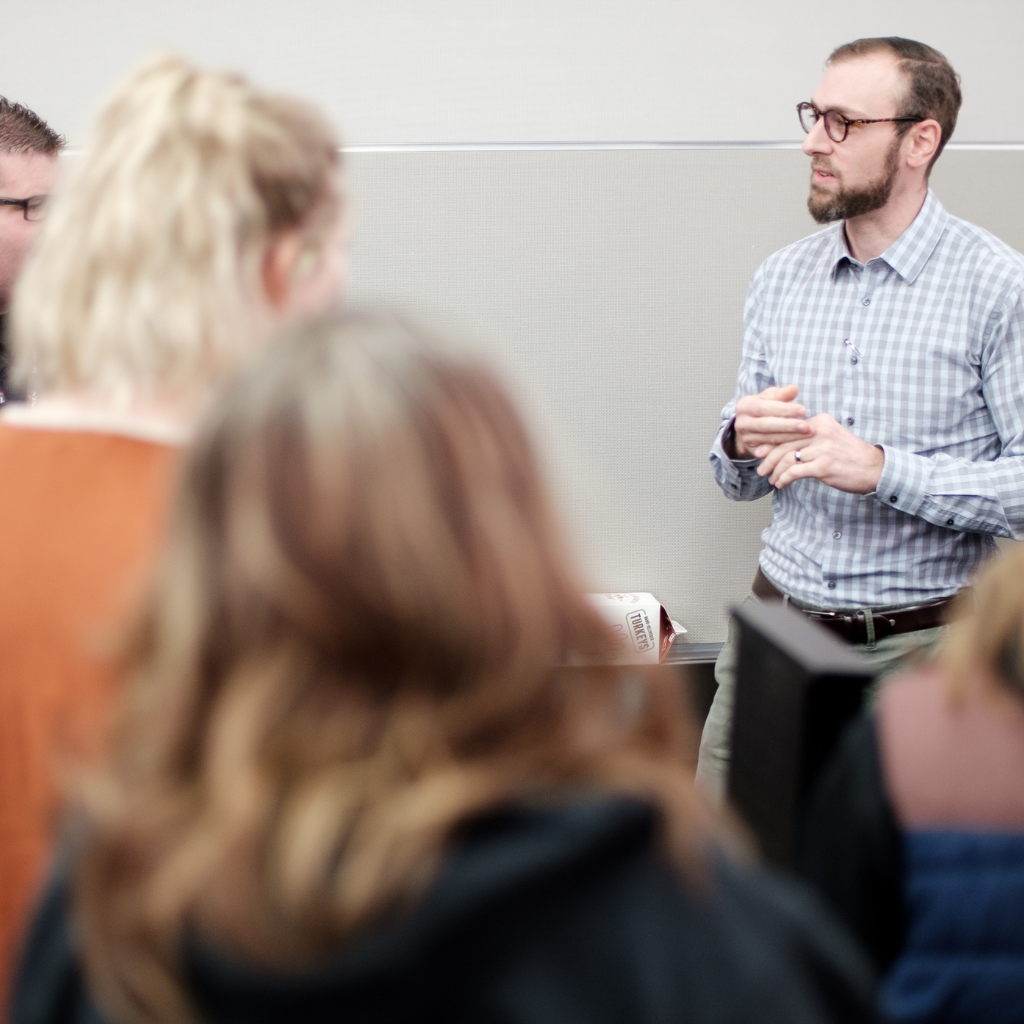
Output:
[
  {"xmin": 261, "ymin": 231, "xmax": 303, "ymax": 310},
  {"xmin": 905, "ymin": 118, "xmax": 942, "ymax": 171}
]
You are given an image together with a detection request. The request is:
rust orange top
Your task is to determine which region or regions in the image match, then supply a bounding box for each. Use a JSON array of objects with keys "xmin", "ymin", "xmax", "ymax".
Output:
[{"xmin": 0, "ymin": 422, "xmax": 179, "ymax": 1002}]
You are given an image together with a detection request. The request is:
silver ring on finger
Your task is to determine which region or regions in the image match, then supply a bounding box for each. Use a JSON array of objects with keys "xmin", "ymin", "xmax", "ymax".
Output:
[{"xmin": 794, "ymin": 449, "xmax": 803, "ymax": 462}]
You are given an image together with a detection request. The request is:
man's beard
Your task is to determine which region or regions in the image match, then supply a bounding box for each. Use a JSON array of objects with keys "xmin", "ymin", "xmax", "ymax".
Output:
[{"xmin": 807, "ymin": 139, "xmax": 900, "ymax": 224}]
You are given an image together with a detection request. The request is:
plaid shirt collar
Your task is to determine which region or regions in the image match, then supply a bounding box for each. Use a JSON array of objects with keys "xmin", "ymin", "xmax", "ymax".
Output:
[{"xmin": 829, "ymin": 189, "xmax": 949, "ymax": 284}]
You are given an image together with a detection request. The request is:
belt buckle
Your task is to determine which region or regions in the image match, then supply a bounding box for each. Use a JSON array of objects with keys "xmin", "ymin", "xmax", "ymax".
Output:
[{"xmin": 803, "ymin": 609, "xmax": 862, "ymax": 643}]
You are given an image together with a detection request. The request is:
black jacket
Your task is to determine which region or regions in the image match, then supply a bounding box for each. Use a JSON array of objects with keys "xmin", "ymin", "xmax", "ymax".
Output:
[
  {"xmin": 0, "ymin": 311, "xmax": 10, "ymax": 400},
  {"xmin": 798, "ymin": 712, "xmax": 906, "ymax": 975},
  {"xmin": 13, "ymin": 798, "xmax": 880, "ymax": 1024},
  {"xmin": 0, "ymin": 311, "xmax": 24, "ymax": 402}
]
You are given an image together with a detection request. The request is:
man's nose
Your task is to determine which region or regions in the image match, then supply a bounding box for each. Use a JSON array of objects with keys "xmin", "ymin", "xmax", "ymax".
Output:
[{"xmin": 801, "ymin": 117, "xmax": 833, "ymax": 157}]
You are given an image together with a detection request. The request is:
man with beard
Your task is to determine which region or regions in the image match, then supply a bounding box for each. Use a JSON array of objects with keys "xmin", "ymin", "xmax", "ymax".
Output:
[{"xmin": 698, "ymin": 37, "xmax": 1024, "ymax": 799}]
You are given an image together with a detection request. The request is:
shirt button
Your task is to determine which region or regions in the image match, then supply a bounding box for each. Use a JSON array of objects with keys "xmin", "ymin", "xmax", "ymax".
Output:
[
  {"xmin": 827, "ymin": 581, "xmax": 837, "ymax": 589},
  {"xmin": 890, "ymin": 494, "xmax": 899, "ymax": 502},
  {"xmin": 850, "ymin": 356, "xmax": 858, "ymax": 365},
  {"xmin": 833, "ymin": 530, "xmax": 842, "ymax": 539},
  {"xmin": 863, "ymin": 298, "xmax": 871, "ymax": 306},
  {"xmin": 846, "ymin": 417, "xmax": 855, "ymax": 426}
]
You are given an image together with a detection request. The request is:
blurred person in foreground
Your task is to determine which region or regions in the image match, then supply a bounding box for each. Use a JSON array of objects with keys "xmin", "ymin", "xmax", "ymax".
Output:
[
  {"xmin": 800, "ymin": 545, "xmax": 1024, "ymax": 1022},
  {"xmin": 0, "ymin": 97, "xmax": 63, "ymax": 401},
  {"xmin": 11, "ymin": 313, "xmax": 879, "ymax": 1024},
  {"xmin": 0, "ymin": 56, "xmax": 346, "ymax": 998}
]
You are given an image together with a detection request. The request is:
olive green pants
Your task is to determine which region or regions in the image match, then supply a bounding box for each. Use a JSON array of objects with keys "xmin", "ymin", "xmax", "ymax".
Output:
[{"xmin": 694, "ymin": 591, "xmax": 946, "ymax": 803}]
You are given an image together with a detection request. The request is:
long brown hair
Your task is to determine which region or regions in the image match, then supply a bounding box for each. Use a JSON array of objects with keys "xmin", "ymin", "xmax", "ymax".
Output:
[
  {"xmin": 76, "ymin": 312, "xmax": 719, "ymax": 1023},
  {"xmin": 944, "ymin": 543, "xmax": 1024, "ymax": 700}
]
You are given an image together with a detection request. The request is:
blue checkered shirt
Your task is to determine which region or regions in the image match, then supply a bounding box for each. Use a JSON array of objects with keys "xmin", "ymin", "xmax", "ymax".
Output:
[{"xmin": 710, "ymin": 190, "xmax": 1024, "ymax": 609}]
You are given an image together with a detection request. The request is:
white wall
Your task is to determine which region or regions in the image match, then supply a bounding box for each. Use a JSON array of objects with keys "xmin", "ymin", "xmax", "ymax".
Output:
[
  {"xmin": 4, "ymin": 0, "xmax": 1023, "ymax": 146},
  {"xmin": 6, "ymin": 3, "xmax": 1022, "ymax": 638}
]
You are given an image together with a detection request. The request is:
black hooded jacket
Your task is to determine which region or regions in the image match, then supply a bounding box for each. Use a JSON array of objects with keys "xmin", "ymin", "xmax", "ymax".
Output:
[{"xmin": 12, "ymin": 798, "xmax": 880, "ymax": 1024}]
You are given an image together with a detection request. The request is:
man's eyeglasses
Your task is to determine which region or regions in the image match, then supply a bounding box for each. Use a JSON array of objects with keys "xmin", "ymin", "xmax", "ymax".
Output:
[
  {"xmin": 797, "ymin": 102, "xmax": 923, "ymax": 144},
  {"xmin": 0, "ymin": 195, "xmax": 49, "ymax": 222}
]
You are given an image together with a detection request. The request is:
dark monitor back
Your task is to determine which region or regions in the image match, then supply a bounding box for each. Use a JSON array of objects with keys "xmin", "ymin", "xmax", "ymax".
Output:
[{"xmin": 727, "ymin": 600, "xmax": 876, "ymax": 867}]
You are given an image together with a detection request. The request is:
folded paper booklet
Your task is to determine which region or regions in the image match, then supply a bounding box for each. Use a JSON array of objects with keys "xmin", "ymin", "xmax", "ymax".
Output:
[{"xmin": 586, "ymin": 593, "xmax": 686, "ymax": 665}]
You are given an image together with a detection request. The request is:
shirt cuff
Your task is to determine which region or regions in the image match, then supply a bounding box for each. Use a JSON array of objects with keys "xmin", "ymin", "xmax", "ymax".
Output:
[
  {"xmin": 721, "ymin": 419, "xmax": 762, "ymax": 463},
  {"xmin": 874, "ymin": 445, "xmax": 932, "ymax": 516},
  {"xmin": 710, "ymin": 422, "xmax": 763, "ymax": 496}
]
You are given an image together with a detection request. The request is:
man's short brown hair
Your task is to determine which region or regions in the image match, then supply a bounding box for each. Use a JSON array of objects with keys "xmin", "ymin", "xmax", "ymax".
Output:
[
  {"xmin": 0, "ymin": 97, "xmax": 64, "ymax": 155},
  {"xmin": 827, "ymin": 37, "xmax": 961, "ymax": 173}
]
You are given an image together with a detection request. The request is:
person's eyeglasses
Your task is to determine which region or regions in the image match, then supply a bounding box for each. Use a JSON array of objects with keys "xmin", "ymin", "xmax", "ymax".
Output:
[
  {"xmin": 0, "ymin": 195, "xmax": 50, "ymax": 222},
  {"xmin": 797, "ymin": 102, "xmax": 923, "ymax": 144}
]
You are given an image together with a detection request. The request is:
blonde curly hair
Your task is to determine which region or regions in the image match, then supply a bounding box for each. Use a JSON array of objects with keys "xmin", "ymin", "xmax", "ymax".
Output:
[{"xmin": 11, "ymin": 55, "xmax": 340, "ymax": 406}]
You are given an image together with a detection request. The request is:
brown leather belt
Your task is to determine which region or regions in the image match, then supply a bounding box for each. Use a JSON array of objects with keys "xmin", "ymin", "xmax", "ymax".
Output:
[{"xmin": 752, "ymin": 568, "xmax": 963, "ymax": 644}]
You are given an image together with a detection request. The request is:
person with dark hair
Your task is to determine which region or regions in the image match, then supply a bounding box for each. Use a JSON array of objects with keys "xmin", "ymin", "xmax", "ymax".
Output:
[
  {"xmin": 11, "ymin": 312, "xmax": 879, "ymax": 1024},
  {"xmin": 0, "ymin": 96, "xmax": 63, "ymax": 401},
  {"xmin": 700, "ymin": 38, "xmax": 1024, "ymax": 798},
  {"xmin": 800, "ymin": 544, "xmax": 1024, "ymax": 1022}
]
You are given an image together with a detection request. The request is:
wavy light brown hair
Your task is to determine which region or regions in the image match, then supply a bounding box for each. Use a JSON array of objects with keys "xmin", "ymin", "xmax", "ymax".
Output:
[
  {"xmin": 945, "ymin": 543, "xmax": 1024, "ymax": 699},
  {"xmin": 75, "ymin": 312, "xmax": 718, "ymax": 1023}
]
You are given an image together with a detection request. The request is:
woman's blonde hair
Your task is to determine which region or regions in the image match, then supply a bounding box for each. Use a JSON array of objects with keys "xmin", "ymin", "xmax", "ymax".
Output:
[
  {"xmin": 944, "ymin": 543, "xmax": 1024, "ymax": 698},
  {"xmin": 75, "ymin": 311, "xmax": 721, "ymax": 1023},
  {"xmin": 12, "ymin": 55, "xmax": 340, "ymax": 405}
]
